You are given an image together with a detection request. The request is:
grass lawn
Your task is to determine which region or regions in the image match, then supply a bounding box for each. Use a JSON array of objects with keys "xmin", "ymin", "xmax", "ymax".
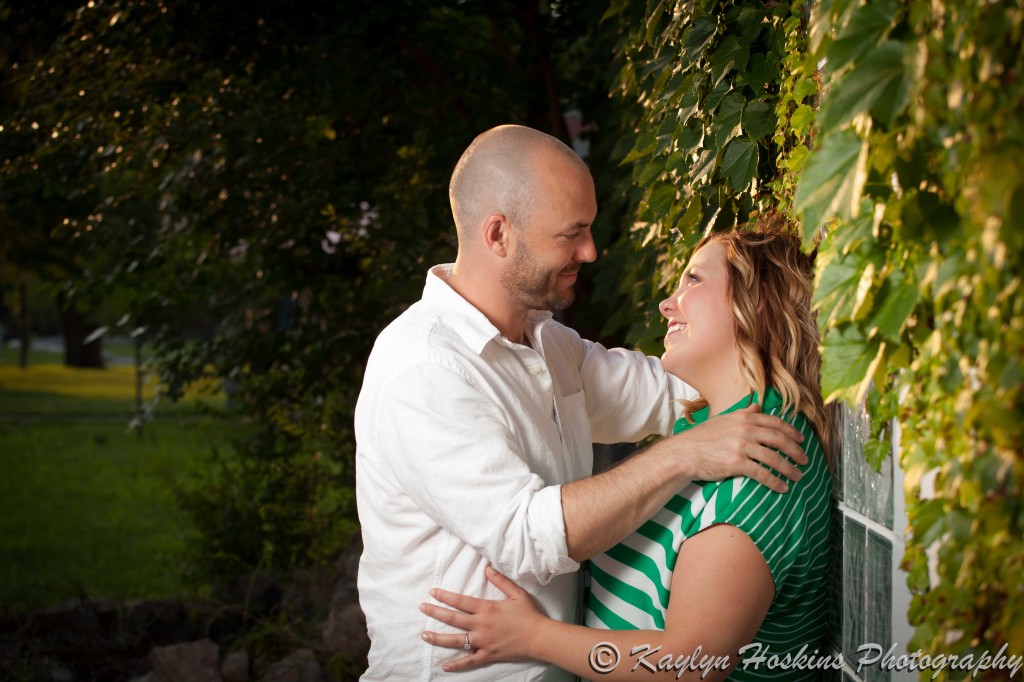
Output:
[{"xmin": 0, "ymin": 346, "xmax": 230, "ymax": 610}]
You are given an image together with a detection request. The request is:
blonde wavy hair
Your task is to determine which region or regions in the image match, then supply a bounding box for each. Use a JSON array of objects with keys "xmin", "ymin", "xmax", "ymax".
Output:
[{"xmin": 681, "ymin": 223, "xmax": 833, "ymax": 467}]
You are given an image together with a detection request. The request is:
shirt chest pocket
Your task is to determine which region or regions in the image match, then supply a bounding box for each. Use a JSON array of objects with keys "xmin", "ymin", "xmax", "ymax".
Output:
[{"xmin": 555, "ymin": 390, "xmax": 593, "ymax": 478}]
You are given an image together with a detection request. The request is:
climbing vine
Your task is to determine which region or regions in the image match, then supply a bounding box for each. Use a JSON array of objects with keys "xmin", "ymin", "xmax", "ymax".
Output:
[{"xmin": 605, "ymin": 0, "xmax": 1023, "ymax": 673}]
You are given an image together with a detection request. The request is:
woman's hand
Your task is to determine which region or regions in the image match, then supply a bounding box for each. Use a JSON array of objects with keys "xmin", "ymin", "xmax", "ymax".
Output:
[{"xmin": 420, "ymin": 565, "xmax": 548, "ymax": 672}]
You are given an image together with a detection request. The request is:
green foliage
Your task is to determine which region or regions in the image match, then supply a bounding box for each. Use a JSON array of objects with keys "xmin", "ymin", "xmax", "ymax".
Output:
[
  {"xmin": 597, "ymin": 0, "xmax": 817, "ymax": 352},
  {"xmin": 609, "ymin": 0, "xmax": 1022, "ymax": 669},
  {"xmin": 0, "ymin": 0, "xmax": 604, "ymax": 582},
  {"xmin": 797, "ymin": 0, "xmax": 1024, "ymax": 664}
]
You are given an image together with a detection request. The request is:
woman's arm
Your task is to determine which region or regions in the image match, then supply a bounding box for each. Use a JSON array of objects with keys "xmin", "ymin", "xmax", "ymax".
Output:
[{"xmin": 421, "ymin": 523, "xmax": 775, "ymax": 681}]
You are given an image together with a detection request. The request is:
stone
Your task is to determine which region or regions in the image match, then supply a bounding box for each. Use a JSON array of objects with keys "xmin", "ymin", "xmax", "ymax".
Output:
[
  {"xmin": 148, "ymin": 639, "xmax": 222, "ymax": 682},
  {"xmin": 127, "ymin": 674, "xmax": 157, "ymax": 682},
  {"xmin": 323, "ymin": 602, "xmax": 369, "ymax": 660},
  {"xmin": 257, "ymin": 649, "xmax": 325, "ymax": 682},
  {"xmin": 221, "ymin": 648, "xmax": 250, "ymax": 682}
]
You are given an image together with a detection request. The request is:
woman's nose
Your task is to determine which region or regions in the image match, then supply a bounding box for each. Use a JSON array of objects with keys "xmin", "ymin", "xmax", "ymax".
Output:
[{"xmin": 659, "ymin": 296, "xmax": 674, "ymax": 317}]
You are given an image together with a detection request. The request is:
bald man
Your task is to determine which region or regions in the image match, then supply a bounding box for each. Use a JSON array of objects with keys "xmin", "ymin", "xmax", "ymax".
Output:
[{"xmin": 354, "ymin": 125, "xmax": 807, "ymax": 681}]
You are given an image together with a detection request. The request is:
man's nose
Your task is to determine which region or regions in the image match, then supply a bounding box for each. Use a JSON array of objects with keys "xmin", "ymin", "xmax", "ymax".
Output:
[{"xmin": 577, "ymin": 233, "xmax": 597, "ymax": 263}]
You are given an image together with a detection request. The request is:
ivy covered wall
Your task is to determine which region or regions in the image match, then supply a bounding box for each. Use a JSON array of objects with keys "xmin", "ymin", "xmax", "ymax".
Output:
[{"xmin": 600, "ymin": 0, "xmax": 1022, "ymax": 674}]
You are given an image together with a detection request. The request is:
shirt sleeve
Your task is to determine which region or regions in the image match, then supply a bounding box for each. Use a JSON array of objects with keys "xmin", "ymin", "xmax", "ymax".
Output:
[
  {"xmin": 575, "ymin": 336, "xmax": 697, "ymax": 443},
  {"xmin": 707, "ymin": 412, "xmax": 825, "ymax": 593},
  {"xmin": 369, "ymin": 360, "xmax": 579, "ymax": 586}
]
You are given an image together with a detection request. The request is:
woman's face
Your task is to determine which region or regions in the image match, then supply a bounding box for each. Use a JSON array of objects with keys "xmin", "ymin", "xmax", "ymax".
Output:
[{"xmin": 659, "ymin": 241, "xmax": 739, "ymax": 385}]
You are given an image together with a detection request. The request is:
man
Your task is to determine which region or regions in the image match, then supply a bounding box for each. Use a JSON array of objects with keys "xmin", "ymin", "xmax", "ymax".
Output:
[{"xmin": 354, "ymin": 125, "xmax": 806, "ymax": 681}]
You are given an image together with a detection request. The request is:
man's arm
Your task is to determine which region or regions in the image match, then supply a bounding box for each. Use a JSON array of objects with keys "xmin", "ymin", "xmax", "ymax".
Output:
[{"xmin": 561, "ymin": 403, "xmax": 806, "ymax": 561}]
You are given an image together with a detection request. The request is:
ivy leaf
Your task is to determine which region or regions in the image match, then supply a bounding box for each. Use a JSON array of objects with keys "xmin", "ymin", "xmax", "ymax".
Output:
[
  {"xmin": 738, "ymin": 53, "xmax": 776, "ymax": 90},
  {"xmin": 790, "ymin": 104, "xmax": 816, "ymax": 134},
  {"xmin": 678, "ymin": 81, "xmax": 701, "ymax": 126},
  {"xmin": 826, "ymin": 0, "xmax": 899, "ymax": 76},
  {"xmin": 821, "ymin": 324, "xmax": 886, "ymax": 403},
  {"xmin": 793, "ymin": 130, "xmax": 867, "ymax": 247},
  {"xmin": 712, "ymin": 92, "xmax": 744, "ymax": 147},
  {"xmin": 742, "ymin": 100, "xmax": 776, "ymax": 140},
  {"xmin": 708, "ymin": 35, "xmax": 749, "ymax": 87},
  {"xmin": 813, "ymin": 252, "xmax": 864, "ymax": 326},
  {"xmin": 690, "ymin": 147, "xmax": 717, "ymax": 185},
  {"xmin": 869, "ymin": 271, "xmax": 920, "ymax": 341},
  {"xmin": 676, "ymin": 122, "xmax": 703, "ymax": 152},
  {"xmin": 704, "ymin": 78, "xmax": 731, "ymax": 111},
  {"xmin": 819, "ymin": 40, "xmax": 911, "ymax": 130},
  {"xmin": 681, "ymin": 16, "xmax": 718, "ymax": 62},
  {"xmin": 864, "ymin": 438, "xmax": 890, "ymax": 472},
  {"xmin": 795, "ymin": 77, "xmax": 819, "ymax": 101},
  {"xmin": 722, "ymin": 138, "xmax": 758, "ymax": 190},
  {"xmin": 620, "ymin": 128, "xmax": 658, "ymax": 164}
]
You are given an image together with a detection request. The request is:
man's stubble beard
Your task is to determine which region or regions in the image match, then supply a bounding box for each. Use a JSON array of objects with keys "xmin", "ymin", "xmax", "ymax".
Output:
[{"xmin": 501, "ymin": 239, "xmax": 576, "ymax": 312}]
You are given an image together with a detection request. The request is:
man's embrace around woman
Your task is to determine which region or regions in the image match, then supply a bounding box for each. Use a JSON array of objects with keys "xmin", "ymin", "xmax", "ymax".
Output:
[{"xmin": 355, "ymin": 124, "xmax": 821, "ymax": 681}]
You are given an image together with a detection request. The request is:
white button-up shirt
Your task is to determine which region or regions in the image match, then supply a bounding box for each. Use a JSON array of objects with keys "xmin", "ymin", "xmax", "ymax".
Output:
[{"xmin": 355, "ymin": 265, "xmax": 692, "ymax": 681}]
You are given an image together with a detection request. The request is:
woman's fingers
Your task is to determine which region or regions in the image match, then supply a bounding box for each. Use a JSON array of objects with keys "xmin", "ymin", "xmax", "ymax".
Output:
[
  {"xmin": 420, "ymin": 631, "xmax": 483, "ymax": 673},
  {"xmin": 428, "ymin": 586, "xmax": 483, "ymax": 613},
  {"xmin": 420, "ymin": 601, "xmax": 468, "ymax": 629},
  {"xmin": 484, "ymin": 565, "xmax": 524, "ymax": 598},
  {"xmin": 421, "ymin": 629, "xmax": 473, "ymax": 650},
  {"xmin": 737, "ymin": 405, "xmax": 808, "ymax": 466}
]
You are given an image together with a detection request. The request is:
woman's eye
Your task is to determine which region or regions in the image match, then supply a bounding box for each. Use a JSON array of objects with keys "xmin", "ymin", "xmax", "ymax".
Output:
[{"xmin": 687, "ymin": 273, "xmax": 700, "ymax": 284}]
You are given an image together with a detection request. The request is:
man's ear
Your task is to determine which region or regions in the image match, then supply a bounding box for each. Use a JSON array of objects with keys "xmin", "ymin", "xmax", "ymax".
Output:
[{"xmin": 482, "ymin": 213, "xmax": 512, "ymax": 257}]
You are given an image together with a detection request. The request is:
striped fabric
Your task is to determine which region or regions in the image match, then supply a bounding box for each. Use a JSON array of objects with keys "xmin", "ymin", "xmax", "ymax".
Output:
[{"xmin": 585, "ymin": 388, "xmax": 832, "ymax": 681}]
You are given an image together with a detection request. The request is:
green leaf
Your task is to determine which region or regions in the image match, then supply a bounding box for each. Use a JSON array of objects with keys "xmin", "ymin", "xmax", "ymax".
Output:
[
  {"xmin": 620, "ymin": 129, "xmax": 658, "ymax": 164},
  {"xmin": 690, "ymin": 147, "xmax": 717, "ymax": 185},
  {"xmin": 794, "ymin": 77, "xmax": 819, "ymax": 101},
  {"xmin": 864, "ymin": 438, "xmax": 890, "ymax": 473},
  {"xmin": 793, "ymin": 130, "xmax": 866, "ymax": 247},
  {"xmin": 678, "ymin": 81, "xmax": 701, "ymax": 126},
  {"xmin": 677, "ymin": 122, "xmax": 703, "ymax": 152},
  {"xmin": 821, "ymin": 324, "xmax": 885, "ymax": 403},
  {"xmin": 742, "ymin": 101, "xmax": 776, "ymax": 140},
  {"xmin": 708, "ymin": 36, "xmax": 749, "ymax": 86},
  {"xmin": 813, "ymin": 253, "xmax": 864, "ymax": 326},
  {"xmin": 681, "ymin": 16, "xmax": 718, "ymax": 61},
  {"xmin": 826, "ymin": 0, "xmax": 899, "ymax": 75},
  {"xmin": 869, "ymin": 271, "xmax": 920, "ymax": 341},
  {"xmin": 819, "ymin": 40, "xmax": 911, "ymax": 130},
  {"xmin": 790, "ymin": 104, "xmax": 816, "ymax": 134},
  {"xmin": 704, "ymin": 78, "xmax": 731, "ymax": 112},
  {"xmin": 712, "ymin": 92, "xmax": 744, "ymax": 148},
  {"xmin": 721, "ymin": 138, "xmax": 758, "ymax": 190}
]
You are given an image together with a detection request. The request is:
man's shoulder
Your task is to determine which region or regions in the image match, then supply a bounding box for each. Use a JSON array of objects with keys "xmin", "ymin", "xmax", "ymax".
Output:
[{"xmin": 369, "ymin": 300, "xmax": 475, "ymax": 369}]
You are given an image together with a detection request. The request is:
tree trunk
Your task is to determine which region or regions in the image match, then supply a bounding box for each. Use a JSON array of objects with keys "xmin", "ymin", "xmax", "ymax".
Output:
[{"xmin": 57, "ymin": 293, "xmax": 105, "ymax": 369}]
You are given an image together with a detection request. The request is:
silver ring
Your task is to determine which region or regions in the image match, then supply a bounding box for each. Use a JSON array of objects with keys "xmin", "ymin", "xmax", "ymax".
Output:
[{"xmin": 464, "ymin": 632, "xmax": 472, "ymax": 650}]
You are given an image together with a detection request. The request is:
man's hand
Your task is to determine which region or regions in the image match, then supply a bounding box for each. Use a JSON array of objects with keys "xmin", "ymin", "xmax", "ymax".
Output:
[
  {"xmin": 664, "ymin": 402, "xmax": 807, "ymax": 493},
  {"xmin": 561, "ymin": 402, "xmax": 809, "ymax": 561}
]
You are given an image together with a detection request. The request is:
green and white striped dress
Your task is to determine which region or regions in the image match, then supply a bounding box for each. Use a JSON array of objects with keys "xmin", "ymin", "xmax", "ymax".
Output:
[{"xmin": 585, "ymin": 388, "xmax": 832, "ymax": 681}]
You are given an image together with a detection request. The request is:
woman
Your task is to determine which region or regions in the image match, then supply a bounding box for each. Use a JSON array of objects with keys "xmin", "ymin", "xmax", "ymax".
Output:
[{"xmin": 421, "ymin": 226, "xmax": 833, "ymax": 681}]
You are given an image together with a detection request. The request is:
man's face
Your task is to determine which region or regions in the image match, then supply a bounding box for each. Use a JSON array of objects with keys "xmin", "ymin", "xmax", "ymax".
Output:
[{"xmin": 501, "ymin": 159, "xmax": 598, "ymax": 312}]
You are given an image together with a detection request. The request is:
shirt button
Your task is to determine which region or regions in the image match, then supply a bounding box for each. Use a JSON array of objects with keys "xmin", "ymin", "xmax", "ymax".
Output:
[{"xmin": 529, "ymin": 366, "xmax": 543, "ymax": 375}]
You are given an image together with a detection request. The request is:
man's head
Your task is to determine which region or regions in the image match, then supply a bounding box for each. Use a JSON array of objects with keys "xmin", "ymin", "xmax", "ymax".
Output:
[{"xmin": 449, "ymin": 125, "xmax": 597, "ymax": 312}]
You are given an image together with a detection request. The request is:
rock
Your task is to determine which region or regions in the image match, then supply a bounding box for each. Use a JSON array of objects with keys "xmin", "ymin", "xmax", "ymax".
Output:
[
  {"xmin": 148, "ymin": 639, "xmax": 222, "ymax": 682},
  {"xmin": 127, "ymin": 674, "xmax": 157, "ymax": 682},
  {"xmin": 257, "ymin": 649, "xmax": 325, "ymax": 682},
  {"xmin": 221, "ymin": 648, "xmax": 250, "ymax": 682},
  {"xmin": 322, "ymin": 602, "xmax": 369, "ymax": 659}
]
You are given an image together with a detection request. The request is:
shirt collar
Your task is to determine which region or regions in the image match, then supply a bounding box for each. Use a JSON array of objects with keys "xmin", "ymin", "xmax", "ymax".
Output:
[
  {"xmin": 674, "ymin": 386, "xmax": 784, "ymax": 434},
  {"xmin": 422, "ymin": 264, "xmax": 553, "ymax": 355}
]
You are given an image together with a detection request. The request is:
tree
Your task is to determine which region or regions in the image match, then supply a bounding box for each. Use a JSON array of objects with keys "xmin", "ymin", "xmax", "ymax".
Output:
[{"xmin": 1, "ymin": 0, "xmax": 609, "ymax": 578}]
